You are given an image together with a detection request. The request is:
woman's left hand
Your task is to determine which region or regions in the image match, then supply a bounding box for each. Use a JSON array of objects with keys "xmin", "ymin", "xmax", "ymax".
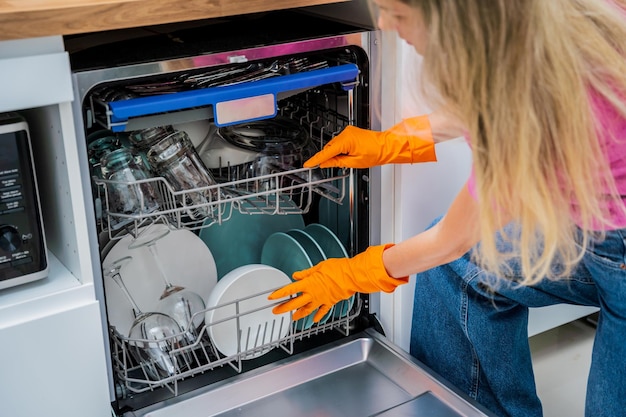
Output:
[{"xmin": 268, "ymin": 244, "xmax": 408, "ymax": 322}]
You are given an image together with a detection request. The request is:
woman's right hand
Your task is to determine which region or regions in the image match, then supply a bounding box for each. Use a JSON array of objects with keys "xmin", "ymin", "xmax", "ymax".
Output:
[{"xmin": 304, "ymin": 115, "xmax": 437, "ymax": 168}]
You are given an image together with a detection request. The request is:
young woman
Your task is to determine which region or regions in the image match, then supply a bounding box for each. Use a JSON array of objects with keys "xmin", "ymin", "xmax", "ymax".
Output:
[{"xmin": 270, "ymin": 0, "xmax": 626, "ymax": 415}]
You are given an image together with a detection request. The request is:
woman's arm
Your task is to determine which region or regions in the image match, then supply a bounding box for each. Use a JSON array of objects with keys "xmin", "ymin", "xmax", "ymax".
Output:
[
  {"xmin": 269, "ymin": 181, "xmax": 511, "ymax": 321},
  {"xmin": 382, "ymin": 183, "xmax": 483, "ymax": 278},
  {"xmin": 428, "ymin": 108, "xmax": 467, "ymax": 143}
]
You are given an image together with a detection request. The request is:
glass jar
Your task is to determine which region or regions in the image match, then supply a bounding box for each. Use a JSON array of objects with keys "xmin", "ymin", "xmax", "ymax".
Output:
[
  {"xmin": 128, "ymin": 126, "xmax": 174, "ymax": 150},
  {"xmin": 127, "ymin": 126, "xmax": 175, "ymax": 172},
  {"xmin": 147, "ymin": 130, "xmax": 219, "ymax": 219},
  {"xmin": 88, "ymin": 135, "xmax": 119, "ymax": 179},
  {"xmin": 100, "ymin": 148, "xmax": 160, "ymax": 219}
]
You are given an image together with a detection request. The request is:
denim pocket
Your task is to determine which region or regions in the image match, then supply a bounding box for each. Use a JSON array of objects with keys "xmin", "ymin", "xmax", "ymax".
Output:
[{"xmin": 585, "ymin": 229, "xmax": 626, "ymax": 272}]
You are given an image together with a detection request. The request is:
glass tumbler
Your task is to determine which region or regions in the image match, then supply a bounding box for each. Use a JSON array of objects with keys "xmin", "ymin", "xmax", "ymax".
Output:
[
  {"xmin": 100, "ymin": 148, "xmax": 160, "ymax": 219},
  {"xmin": 88, "ymin": 135, "xmax": 119, "ymax": 180},
  {"xmin": 129, "ymin": 125, "xmax": 174, "ymax": 148},
  {"xmin": 147, "ymin": 130, "xmax": 219, "ymax": 219},
  {"xmin": 127, "ymin": 125, "xmax": 175, "ymax": 172}
]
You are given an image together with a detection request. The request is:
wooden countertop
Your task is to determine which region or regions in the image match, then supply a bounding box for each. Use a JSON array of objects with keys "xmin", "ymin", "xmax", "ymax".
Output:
[{"xmin": 0, "ymin": 0, "xmax": 348, "ymax": 41}]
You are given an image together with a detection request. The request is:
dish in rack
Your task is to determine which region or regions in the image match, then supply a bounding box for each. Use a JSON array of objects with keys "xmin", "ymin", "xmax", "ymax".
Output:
[{"xmin": 204, "ymin": 264, "xmax": 292, "ymax": 359}]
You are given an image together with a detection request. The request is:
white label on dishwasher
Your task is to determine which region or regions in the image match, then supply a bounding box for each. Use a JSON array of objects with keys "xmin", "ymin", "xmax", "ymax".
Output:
[{"xmin": 215, "ymin": 94, "xmax": 276, "ymax": 125}]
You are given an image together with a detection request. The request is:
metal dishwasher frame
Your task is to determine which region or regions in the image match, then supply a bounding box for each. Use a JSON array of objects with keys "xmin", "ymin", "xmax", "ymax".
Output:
[{"xmin": 70, "ymin": 23, "xmax": 381, "ymax": 409}]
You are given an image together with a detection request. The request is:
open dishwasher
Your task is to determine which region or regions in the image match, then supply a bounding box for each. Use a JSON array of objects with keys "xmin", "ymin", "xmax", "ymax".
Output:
[{"xmin": 67, "ymin": 8, "xmax": 495, "ymax": 417}]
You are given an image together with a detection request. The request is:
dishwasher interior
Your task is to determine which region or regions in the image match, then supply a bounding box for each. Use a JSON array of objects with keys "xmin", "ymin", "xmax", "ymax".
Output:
[
  {"xmin": 68, "ymin": 10, "xmax": 376, "ymax": 414},
  {"xmin": 67, "ymin": 9, "xmax": 494, "ymax": 417}
]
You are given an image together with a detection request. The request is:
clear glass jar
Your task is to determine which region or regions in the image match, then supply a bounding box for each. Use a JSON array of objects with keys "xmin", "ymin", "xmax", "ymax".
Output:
[
  {"xmin": 147, "ymin": 130, "xmax": 219, "ymax": 219},
  {"xmin": 127, "ymin": 126, "xmax": 175, "ymax": 172},
  {"xmin": 128, "ymin": 126, "xmax": 174, "ymax": 150},
  {"xmin": 88, "ymin": 135, "xmax": 119, "ymax": 179},
  {"xmin": 100, "ymin": 148, "xmax": 160, "ymax": 218}
]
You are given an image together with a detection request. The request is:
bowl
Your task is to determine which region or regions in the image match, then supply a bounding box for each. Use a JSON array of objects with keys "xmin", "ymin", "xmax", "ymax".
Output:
[
  {"xmin": 198, "ymin": 128, "xmax": 259, "ymax": 171},
  {"xmin": 172, "ymin": 119, "xmax": 212, "ymax": 149},
  {"xmin": 205, "ymin": 117, "xmax": 319, "ymax": 187}
]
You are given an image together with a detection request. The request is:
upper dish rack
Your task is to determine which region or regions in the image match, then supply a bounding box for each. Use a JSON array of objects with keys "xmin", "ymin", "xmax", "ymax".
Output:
[
  {"xmin": 94, "ymin": 166, "xmax": 350, "ymax": 237},
  {"xmin": 93, "ymin": 102, "xmax": 351, "ymax": 238}
]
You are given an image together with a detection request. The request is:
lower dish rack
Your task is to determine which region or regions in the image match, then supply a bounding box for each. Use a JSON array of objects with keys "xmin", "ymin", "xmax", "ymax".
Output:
[{"xmin": 109, "ymin": 290, "xmax": 361, "ymax": 396}]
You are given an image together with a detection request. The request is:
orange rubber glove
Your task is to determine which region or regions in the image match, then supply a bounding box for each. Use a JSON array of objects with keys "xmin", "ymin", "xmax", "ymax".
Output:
[
  {"xmin": 304, "ymin": 115, "xmax": 437, "ymax": 169},
  {"xmin": 268, "ymin": 244, "xmax": 408, "ymax": 323}
]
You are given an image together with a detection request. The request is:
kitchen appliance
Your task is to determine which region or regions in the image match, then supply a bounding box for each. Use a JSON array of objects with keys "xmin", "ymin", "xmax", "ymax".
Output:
[
  {"xmin": 68, "ymin": 6, "xmax": 494, "ymax": 417},
  {"xmin": 0, "ymin": 112, "xmax": 48, "ymax": 290}
]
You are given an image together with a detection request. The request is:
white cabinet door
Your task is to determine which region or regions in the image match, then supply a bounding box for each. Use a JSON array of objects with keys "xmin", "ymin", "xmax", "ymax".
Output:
[
  {"xmin": 0, "ymin": 300, "xmax": 111, "ymax": 417},
  {"xmin": 0, "ymin": 34, "xmax": 112, "ymax": 415}
]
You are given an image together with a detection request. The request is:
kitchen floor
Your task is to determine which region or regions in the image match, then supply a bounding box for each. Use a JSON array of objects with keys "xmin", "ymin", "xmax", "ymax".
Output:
[{"xmin": 529, "ymin": 315, "xmax": 597, "ymax": 417}]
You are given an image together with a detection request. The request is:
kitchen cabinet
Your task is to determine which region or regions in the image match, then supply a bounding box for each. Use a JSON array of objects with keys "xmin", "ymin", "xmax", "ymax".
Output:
[
  {"xmin": 0, "ymin": 35, "xmax": 111, "ymax": 417},
  {"xmin": 0, "ymin": 0, "xmax": 351, "ymax": 41},
  {"xmin": 0, "ymin": 300, "xmax": 110, "ymax": 417}
]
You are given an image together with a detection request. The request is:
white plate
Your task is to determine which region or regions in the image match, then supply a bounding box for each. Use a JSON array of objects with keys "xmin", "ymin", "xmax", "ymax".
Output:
[
  {"xmin": 103, "ymin": 224, "xmax": 218, "ymax": 336},
  {"xmin": 205, "ymin": 264, "xmax": 292, "ymax": 359}
]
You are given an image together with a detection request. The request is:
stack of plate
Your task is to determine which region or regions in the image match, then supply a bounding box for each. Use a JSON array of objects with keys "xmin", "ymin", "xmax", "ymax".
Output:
[
  {"xmin": 201, "ymin": 222, "xmax": 353, "ymax": 360},
  {"xmin": 204, "ymin": 264, "xmax": 292, "ymax": 360},
  {"xmin": 261, "ymin": 223, "xmax": 354, "ymax": 330}
]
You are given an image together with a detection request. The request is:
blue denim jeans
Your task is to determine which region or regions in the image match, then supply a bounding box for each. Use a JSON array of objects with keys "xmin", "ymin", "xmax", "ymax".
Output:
[{"xmin": 410, "ymin": 218, "xmax": 626, "ymax": 417}]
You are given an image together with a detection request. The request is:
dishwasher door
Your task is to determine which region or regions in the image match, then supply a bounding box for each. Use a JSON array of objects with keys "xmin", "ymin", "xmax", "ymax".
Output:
[{"xmin": 122, "ymin": 329, "xmax": 496, "ymax": 417}]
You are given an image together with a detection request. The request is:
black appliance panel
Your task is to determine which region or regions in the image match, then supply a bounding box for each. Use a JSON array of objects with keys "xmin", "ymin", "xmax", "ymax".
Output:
[{"xmin": 0, "ymin": 113, "xmax": 48, "ymax": 288}]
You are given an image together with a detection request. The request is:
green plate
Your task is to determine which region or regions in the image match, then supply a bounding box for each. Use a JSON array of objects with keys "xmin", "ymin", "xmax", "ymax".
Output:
[
  {"xmin": 317, "ymin": 179, "xmax": 351, "ymax": 250},
  {"xmin": 262, "ymin": 231, "xmax": 321, "ymax": 330},
  {"xmin": 286, "ymin": 229, "xmax": 333, "ymax": 329},
  {"xmin": 261, "ymin": 231, "xmax": 313, "ymax": 282},
  {"xmin": 199, "ymin": 203, "xmax": 305, "ymax": 279},
  {"xmin": 304, "ymin": 223, "xmax": 348, "ymax": 259},
  {"xmin": 286, "ymin": 229, "xmax": 325, "ymax": 264},
  {"xmin": 304, "ymin": 223, "xmax": 354, "ymax": 319}
]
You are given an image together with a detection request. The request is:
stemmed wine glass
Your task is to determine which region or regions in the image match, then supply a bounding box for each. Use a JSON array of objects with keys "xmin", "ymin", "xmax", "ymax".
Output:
[
  {"xmin": 128, "ymin": 225, "xmax": 206, "ymax": 344},
  {"xmin": 103, "ymin": 255, "xmax": 190, "ymax": 380}
]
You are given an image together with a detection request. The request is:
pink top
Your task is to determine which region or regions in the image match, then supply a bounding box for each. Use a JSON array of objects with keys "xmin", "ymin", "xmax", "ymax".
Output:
[{"xmin": 467, "ymin": 90, "xmax": 626, "ymax": 230}]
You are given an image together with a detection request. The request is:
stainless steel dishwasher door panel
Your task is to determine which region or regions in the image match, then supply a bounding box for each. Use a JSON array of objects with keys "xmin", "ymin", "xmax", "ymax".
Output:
[
  {"xmin": 128, "ymin": 330, "xmax": 495, "ymax": 417},
  {"xmin": 214, "ymin": 362, "xmax": 410, "ymax": 417},
  {"xmin": 371, "ymin": 392, "xmax": 463, "ymax": 417}
]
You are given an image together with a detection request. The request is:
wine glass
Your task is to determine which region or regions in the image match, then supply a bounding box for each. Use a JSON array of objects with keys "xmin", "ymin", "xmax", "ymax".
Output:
[
  {"xmin": 103, "ymin": 256, "xmax": 189, "ymax": 380},
  {"xmin": 128, "ymin": 226, "xmax": 206, "ymax": 344}
]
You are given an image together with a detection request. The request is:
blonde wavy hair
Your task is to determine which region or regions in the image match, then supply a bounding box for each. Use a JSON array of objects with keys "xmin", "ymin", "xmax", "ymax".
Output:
[{"xmin": 408, "ymin": 0, "xmax": 626, "ymax": 285}]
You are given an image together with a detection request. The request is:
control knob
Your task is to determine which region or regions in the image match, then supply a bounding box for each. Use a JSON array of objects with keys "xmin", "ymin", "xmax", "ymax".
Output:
[{"xmin": 0, "ymin": 225, "xmax": 22, "ymax": 252}]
